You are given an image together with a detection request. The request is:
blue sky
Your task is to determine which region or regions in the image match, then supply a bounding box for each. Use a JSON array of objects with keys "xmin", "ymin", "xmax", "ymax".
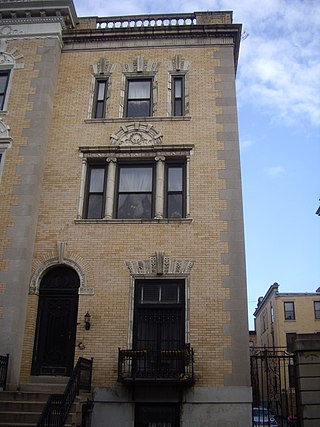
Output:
[{"xmin": 73, "ymin": 0, "xmax": 320, "ymax": 329}]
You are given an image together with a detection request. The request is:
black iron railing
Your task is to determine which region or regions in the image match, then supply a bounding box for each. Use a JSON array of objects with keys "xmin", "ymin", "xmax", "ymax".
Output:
[
  {"xmin": 37, "ymin": 357, "xmax": 93, "ymax": 427},
  {"xmin": 0, "ymin": 353, "xmax": 9, "ymax": 390},
  {"xmin": 118, "ymin": 345, "xmax": 194, "ymax": 385}
]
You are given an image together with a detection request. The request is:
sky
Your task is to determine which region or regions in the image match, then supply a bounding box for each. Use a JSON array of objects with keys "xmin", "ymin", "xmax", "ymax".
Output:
[{"xmin": 73, "ymin": 0, "xmax": 320, "ymax": 329}]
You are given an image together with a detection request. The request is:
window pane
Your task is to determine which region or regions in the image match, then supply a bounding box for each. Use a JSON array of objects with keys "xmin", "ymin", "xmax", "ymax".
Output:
[
  {"xmin": 95, "ymin": 101, "xmax": 104, "ymax": 118},
  {"xmin": 119, "ymin": 167, "xmax": 152, "ymax": 192},
  {"xmin": 167, "ymin": 194, "xmax": 183, "ymax": 218},
  {"xmin": 0, "ymin": 95, "xmax": 4, "ymax": 110},
  {"xmin": 118, "ymin": 194, "xmax": 152, "ymax": 219},
  {"xmin": 314, "ymin": 301, "xmax": 320, "ymax": 319},
  {"xmin": 174, "ymin": 79, "xmax": 182, "ymax": 97},
  {"xmin": 174, "ymin": 100, "xmax": 182, "ymax": 116},
  {"xmin": 87, "ymin": 194, "xmax": 103, "ymax": 219},
  {"xmin": 168, "ymin": 167, "xmax": 182, "ymax": 191},
  {"xmin": 127, "ymin": 100, "xmax": 150, "ymax": 117},
  {"xmin": 128, "ymin": 80, "xmax": 150, "ymax": 98},
  {"xmin": 0, "ymin": 73, "xmax": 9, "ymax": 93},
  {"xmin": 97, "ymin": 81, "xmax": 106, "ymax": 100},
  {"xmin": 89, "ymin": 168, "xmax": 105, "ymax": 192}
]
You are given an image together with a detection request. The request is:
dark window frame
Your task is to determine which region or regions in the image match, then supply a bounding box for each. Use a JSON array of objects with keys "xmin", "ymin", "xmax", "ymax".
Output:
[
  {"xmin": 84, "ymin": 163, "xmax": 107, "ymax": 219},
  {"xmin": 125, "ymin": 77, "xmax": 153, "ymax": 118},
  {"xmin": 115, "ymin": 162, "xmax": 155, "ymax": 219},
  {"xmin": 172, "ymin": 75, "xmax": 185, "ymax": 116},
  {"xmin": 165, "ymin": 161, "xmax": 186, "ymax": 219},
  {"xmin": 92, "ymin": 78, "xmax": 108, "ymax": 119},
  {"xmin": 284, "ymin": 301, "xmax": 295, "ymax": 320},
  {"xmin": 314, "ymin": 301, "xmax": 320, "ymax": 320},
  {"xmin": 0, "ymin": 70, "xmax": 11, "ymax": 110}
]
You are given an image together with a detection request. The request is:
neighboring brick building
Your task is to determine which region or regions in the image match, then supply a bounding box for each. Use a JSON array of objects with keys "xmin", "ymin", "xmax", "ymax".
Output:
[
  {"xmin": 254, "ymin": 282, "xmax": 320, "ymax": 350},
  {"xmin": 0, "ymin": 1, "xmax": 251, "ymax": 425}
]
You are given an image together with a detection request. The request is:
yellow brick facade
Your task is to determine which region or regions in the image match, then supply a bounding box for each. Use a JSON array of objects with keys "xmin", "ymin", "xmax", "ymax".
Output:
[
  {"xmin": 0, "ymin": 2, "xmax": 251, "ymax": 425},
  {"xmin": 254, "ymin": 283, "xmax": 320, "ymax": 348}
]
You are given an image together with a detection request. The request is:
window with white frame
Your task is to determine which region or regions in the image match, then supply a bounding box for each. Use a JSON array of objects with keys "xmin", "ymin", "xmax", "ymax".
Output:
[{"xmin": 78, "ymin": 147, "xmax": 191, "ymax": 220}]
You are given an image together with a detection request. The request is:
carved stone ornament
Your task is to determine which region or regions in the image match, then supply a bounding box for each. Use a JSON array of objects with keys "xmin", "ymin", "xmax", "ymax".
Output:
[
  {"xmin": 0, "ymin": 118, "xmax": 10, "ymax": 138},
  {"xmin": 91, "ymin": 57, "xmax": 114, "ymax": 75},
  {"xmin": 110, "ymin": 123, "xmax": 163, "ymax": 146},
  {"xmin": 125, "ymin": 251, "xmax": 194, "ymax": 276}
]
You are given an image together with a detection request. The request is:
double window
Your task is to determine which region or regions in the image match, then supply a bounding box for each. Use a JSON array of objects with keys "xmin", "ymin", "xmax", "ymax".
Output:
[
  {"xmin": 82, "ymin": 158, "xmax": 187, "ymax": 220},
  {"xmin": 284, "ymin": 301, "xmax": 295, "ymax": 320},
  {"xmin": 0, "ymin": 70, "xmax": 11, "ymax": 110},
  {"xmin": 125, "ymin": 78, "xmax": 152, "ymax": 118}
]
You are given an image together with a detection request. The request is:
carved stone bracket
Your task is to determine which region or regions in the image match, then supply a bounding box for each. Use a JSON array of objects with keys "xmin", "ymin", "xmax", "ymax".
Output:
[
  {"xmin": 125, "ymin": 251, "xmax": 194, "ymax": 276},
  {"xmin": 110, "ymin": 122, "xmax": 163, "ymax": 146}
]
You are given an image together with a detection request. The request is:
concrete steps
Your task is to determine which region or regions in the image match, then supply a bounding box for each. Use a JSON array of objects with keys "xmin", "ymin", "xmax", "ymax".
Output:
[{"xmin": 0, "ymin": 378, "xmax": 89, "ymax": 427}]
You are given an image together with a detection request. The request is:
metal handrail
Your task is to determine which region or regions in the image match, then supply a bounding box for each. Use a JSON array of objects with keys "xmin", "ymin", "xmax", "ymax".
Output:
[
  {"xmin": 0, "ymin": 354, "xmax": 9, "ymax": 390},
  {"xmin": 37, "ymin": 357, "xmax": 93, "ymax": 427}
]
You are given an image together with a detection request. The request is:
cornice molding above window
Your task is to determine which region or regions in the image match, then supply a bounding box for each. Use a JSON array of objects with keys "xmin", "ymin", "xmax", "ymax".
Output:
[{"xmin": 125, "ymin": 251, "xmax": 195, "ymax": 276}]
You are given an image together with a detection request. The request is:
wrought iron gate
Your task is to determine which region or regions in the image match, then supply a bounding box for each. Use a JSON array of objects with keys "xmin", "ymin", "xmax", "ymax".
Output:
[{"xmin": 250, "ymin": 349, "xmax": 298, "ymax": 426}]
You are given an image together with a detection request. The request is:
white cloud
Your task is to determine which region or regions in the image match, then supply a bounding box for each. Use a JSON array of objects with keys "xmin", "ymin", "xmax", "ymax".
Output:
[
  {"xmin": 73, "ymin": 0, "xmax": 320, "ymax": 127},
  {"xmin": 265, "ymin": 166, "xmax": 285, "ymax": 177}
]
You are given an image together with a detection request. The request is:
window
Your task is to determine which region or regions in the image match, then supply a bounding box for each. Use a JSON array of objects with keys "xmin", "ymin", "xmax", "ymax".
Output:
[
  {"xmin": 284, "ymin": 301, "xmax": 295, "ymax": 320},
  {"xmin": 135, "ymin": 403, "xmax": 180, "ymax": 427},
  {"xmin": 126, "ymin": 78, "xmax": 152, "ymax": 117},
  {"xmin": 133, "ymin": 279, "xmax": 185, "ymax": 364},
  {"xmin": 286, "ymin": 332, "xmax": 296, "ymax": 352},
  {"xmin": 84, "ymin": 164, "xmax": 107, "ymax": 219},
  {"xmin": 79, "ymin": 143, "xmax": 192, "ymax": 220},
  {"xmin": 92, "ymin": 79, "xmax": 108, "ymax": 118},
  {"xmin": 172, "ymin": 76, "xmax": 184, "ymax": 116},
  {"xmin": 166, "ymin": 163, "xmax": 185, "ymax": 218},
  {"xmin": 0, "ymin": 70, "xmax": 10, "ymax": 110},
  {"xmin": 117, "ymin": 164, "xmax": 154, "ymax": 219},
  {"xmin": 314, "ymin": 301, "xmax": 320, "ymax": 319}
]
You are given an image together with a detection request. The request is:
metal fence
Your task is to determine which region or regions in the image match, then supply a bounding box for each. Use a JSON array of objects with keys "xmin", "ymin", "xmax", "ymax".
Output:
[{"xmin": 251, "ymin": 348, "xmax": 298, "ymax": 426}]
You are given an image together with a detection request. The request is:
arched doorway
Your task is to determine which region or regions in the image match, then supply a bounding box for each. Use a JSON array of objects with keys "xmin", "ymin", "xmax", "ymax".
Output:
[{"xmin": 32, "ymin": 265, "xmax": 80, "ymax": 376}]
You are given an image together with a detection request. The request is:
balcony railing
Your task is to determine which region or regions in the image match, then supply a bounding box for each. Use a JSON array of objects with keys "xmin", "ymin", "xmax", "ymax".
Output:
[{"xmin": 118, "ymin": 345, "xmax": 194, "ymax": 386}]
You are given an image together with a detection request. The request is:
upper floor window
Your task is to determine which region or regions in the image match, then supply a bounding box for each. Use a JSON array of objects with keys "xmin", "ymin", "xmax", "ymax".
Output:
[
  {"xmin": 314, "ymin": 301, "xmax": 320, "ymax": 320},
  {"xmin": 0, "ymin": 70, "xmax": 10, "ymax": 110},
  {"xmin": 117, "ymin": 164, "xmax": 154, "ymax": 219},
  {"xmin": 92, "ymin": 79, "xmax": 108, "ymax": 118},
  {"xmin": 81, "ymin": 159, "xmax": 186, "ymax": 220},
  {"xmin": 172, "ymin": 76, "xmax": 184, "ymax": 116},
  {"xmin": 84, "ymin": 165, "xmax": 107, "ymax": 219},
  {"xmin": 166, "ymin": 164, "xmax": 185, "ymax": 218},
  {"xmin": 284, "ymin": 301, "xmax": 295, "ymax": 320},
  {"xmin": 125, "ymin": 78, "xmax": 152, "ymax": 117}
]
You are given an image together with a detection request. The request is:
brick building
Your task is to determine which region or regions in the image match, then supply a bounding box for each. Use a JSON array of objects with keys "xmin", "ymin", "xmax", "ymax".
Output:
[
  {"xmin": 254, "ymin": 282, "xmax": 320, "ymax": 350},
  {"xmin": 0, "ymin": 1, "xmax": 251, "ymax": 425}
]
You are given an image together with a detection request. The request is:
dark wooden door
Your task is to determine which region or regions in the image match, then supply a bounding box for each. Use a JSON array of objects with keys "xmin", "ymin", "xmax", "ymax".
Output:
[{"xmin": 32, "ymin": 266, "xmax": 79, "ymax": 376}]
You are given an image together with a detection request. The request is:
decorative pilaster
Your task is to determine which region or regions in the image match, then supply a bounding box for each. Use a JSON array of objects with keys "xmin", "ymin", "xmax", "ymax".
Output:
[
  {"xmin": 77, "ymin": 157, "xmax": 87, "ymax": 219},
  {"xmin": 105, "ymin": 157, "xmax": 117, "ymax": 219},
  {"xmin": 154, "ymin": 156, "xmax": 165, "ymax": 219}
]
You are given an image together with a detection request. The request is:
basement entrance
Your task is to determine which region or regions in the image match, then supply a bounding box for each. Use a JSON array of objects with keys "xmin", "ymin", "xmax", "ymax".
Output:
[{"xmin": 32, "ymin": 266, "xmax": 80, "ymax": 376}]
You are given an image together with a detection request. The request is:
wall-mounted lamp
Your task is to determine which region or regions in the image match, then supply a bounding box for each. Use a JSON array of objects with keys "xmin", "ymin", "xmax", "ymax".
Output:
[{"xmin": 84, "ymin": 311, "xmax": 91, "ymax": 330}]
